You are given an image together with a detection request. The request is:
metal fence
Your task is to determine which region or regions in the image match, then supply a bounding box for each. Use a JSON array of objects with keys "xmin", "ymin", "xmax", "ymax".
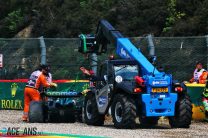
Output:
[
  {"xmin": 131, "ymin": 36, "xmax": 208, "ymax": 81},
  {"xmin": 0, "ymin": 36, "xmax": 207, "ymax": 81}
]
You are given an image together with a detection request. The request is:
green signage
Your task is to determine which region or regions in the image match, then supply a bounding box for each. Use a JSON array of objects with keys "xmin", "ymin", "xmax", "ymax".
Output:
[{"xmin": 0, "ymin": 80, "xmax": 89, "ymax": 110}]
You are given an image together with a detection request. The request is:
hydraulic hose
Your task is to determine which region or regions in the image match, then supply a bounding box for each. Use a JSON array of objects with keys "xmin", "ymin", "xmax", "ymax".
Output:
[{"xmin": 80, "ymin": 34, "xmax": 87, "ymax": 53}]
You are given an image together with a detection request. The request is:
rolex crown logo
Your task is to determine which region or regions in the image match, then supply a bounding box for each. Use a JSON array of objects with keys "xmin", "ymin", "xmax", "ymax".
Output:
[{"xmin": 11, "ymin": 83, "xmax": 18, "ymax": 97}]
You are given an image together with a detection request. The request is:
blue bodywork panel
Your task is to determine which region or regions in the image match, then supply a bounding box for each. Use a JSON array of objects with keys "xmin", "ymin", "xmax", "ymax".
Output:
[
  {"xmin": 115, "ymin": 38, "xmax": 178, "ymax": 117},
  {"xmin": 143, "ymin": 74, "xmax": 177, "ymax": 116},
  {"xmin": 116, "ymin": 38, "xmax": 160, "ymax": 75},
  {"xmin": 142, "ymin": 93, "xmax": 177, "ymax": 116}
]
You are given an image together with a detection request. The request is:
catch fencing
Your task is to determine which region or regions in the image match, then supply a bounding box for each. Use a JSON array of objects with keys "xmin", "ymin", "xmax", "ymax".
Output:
[{"xmin": 0, "ymin": 36, "xmax": 207, "ymax": 81}]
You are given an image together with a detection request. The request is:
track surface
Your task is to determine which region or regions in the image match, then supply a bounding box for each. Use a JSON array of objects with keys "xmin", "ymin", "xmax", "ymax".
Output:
[{"xmin": 0, "ymin": 110, "xmax": 208, "ymax": 138}]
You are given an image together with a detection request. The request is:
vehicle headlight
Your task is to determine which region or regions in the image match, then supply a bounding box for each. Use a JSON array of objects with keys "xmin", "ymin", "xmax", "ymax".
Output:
[{"xmin": 115, "ymin": 76, "xmax": 123, "ymax": 83}]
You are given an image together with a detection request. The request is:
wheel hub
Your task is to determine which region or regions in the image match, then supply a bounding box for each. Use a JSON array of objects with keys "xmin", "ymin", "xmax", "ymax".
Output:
[
  {"xmin": 115, "ymin": 102, "xmax": 122, "ymax": 123},
  {"xmin": 86, "ymin": 100, "xmax": 92, "ymax": 119}
]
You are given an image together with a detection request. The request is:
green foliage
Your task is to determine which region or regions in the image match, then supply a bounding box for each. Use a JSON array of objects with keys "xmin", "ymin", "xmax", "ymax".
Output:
[
  {"xmin": 0, "ymin": 0, "xmax": 207, "ymax": 37},
  {"xmin": 163, "ymin": 0, "xmax": 186, "ymax": 33},
  {"xmin": 5, "ymin": 9, "xmax": 24, "ymax": 32},
  {"xmin": 80, "ymin": 0, "xmax": 87, "ymax": 8}
]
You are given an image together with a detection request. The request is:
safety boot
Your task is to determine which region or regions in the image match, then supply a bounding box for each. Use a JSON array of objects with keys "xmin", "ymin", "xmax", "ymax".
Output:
[{"xmin": 22, "ymin": 115, "xmax": 28, "ymax": 122}]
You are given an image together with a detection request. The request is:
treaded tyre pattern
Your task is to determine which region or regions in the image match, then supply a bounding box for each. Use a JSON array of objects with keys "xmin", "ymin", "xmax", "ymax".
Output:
[
  {"xmin": 169, "ymin": 94, "xmax": 192, "ymax": 128},
  {"xmin": 29, "ymin": 101, "xmax": 45, "ymax": 123},
  {"xmin": 84, "ymin": 93, "xmax": 105, "ymax": 126},
  {"xmin": 111, "ymin": 94, "xmax": 136, "ymax": 129}
]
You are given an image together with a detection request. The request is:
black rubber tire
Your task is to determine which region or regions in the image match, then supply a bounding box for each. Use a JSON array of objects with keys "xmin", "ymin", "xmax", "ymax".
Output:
[
  {"xmin": 28, "ymin": 101, "xmax": 45, "ymax": 123},
  {"xmin": 169, "ymin": 94, "xmax": 192, "ymax": 128},
  {"xmin": 84, "ymin": 93, "xmax": 105, "ymax": 126},
  {"xmin": 139, "ymin": 116, "xmax": 159, "ymax": 127},
  {"xmin": 111, "ymin": 94, "xmax": 136, "ymax": 129}
]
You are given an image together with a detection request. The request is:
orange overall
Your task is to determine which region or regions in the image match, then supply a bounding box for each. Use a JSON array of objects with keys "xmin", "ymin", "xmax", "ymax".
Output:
[
  {"xmin": 199, "ymin": 71, "xmax": 208, "ymax": 84},
  {"xmin": 22, "ymin": 73, "xmax": 50, "ymax": 121}
]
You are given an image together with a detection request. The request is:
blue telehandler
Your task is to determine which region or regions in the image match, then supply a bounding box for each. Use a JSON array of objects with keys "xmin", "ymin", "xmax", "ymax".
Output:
[{"xmin": 79, "ymin": 20, "xmax": 192, "ymax": 129}]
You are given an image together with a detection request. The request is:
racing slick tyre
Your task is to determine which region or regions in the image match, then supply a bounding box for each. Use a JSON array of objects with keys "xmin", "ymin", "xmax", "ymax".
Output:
[
  {"xmin": 29, "ymin": 101, "xmax": 46, "ymax": 123},
  {"xmin": 169, "ymin": 94, "xmax": 192, "ymax": 128},
  {"xmin": 84, "ymin": 93, "xmax": 105, "ymax": 126},
  {"xmin": 111, "ymin": 94, "xmax": 136, "ymax": 129}
]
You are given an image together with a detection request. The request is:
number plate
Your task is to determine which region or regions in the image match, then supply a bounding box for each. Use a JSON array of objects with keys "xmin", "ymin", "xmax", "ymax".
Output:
[{"xmin": 152, "ymin": 87, "xmax": 168, "ymax": 92}]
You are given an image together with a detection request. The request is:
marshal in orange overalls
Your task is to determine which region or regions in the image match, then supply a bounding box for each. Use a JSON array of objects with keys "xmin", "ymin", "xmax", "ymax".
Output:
[{"xmin": 22, "ymin": 71, "xmax": 51, "ymax": 121}]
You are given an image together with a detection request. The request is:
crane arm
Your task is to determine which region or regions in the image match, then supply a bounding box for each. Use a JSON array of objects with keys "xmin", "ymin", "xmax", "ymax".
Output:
[{"xmin": 79, "ymin": 19, "xmax": 160, "ymax": 75}]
